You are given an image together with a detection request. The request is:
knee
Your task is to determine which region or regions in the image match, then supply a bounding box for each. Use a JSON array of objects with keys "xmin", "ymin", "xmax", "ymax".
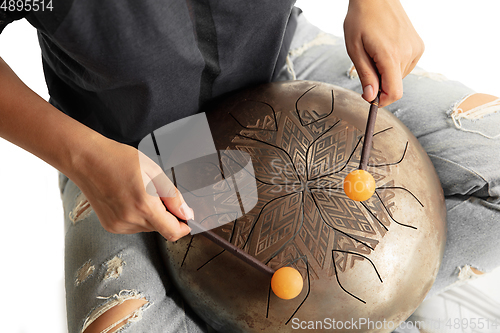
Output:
[
  {"xmin": 452, "ymin": 93, "xmax": 499, "ymax": 115},
  {"xmin": 82, "ymin": 295, "xmax": 149, "ymax": 333},
  {"xmin": 450, "ymin": 93, "xmax": 500, "ymax": 139}
]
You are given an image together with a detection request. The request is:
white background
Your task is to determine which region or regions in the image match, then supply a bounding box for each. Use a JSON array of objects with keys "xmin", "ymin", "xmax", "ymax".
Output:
[{"xmin": 0, "ymin": 1, "xmax": 498, "ymax": 332}]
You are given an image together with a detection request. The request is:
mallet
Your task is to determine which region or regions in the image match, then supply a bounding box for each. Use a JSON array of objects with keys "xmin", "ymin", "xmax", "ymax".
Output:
[
  {"xmin": 343, "ymin": 90, "xmax": 381, "ymax": 201},
  {"xmin": 185, "ymin": 218, "xmax": 304, "ymax": 300}
]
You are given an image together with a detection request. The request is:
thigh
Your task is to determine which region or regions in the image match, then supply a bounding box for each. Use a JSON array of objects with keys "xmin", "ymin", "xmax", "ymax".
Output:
[
  {"xmin": 275, "ymin": 13, "xmax": 500, "ymax": 295},
  {"xmin": 61, "ymin": 174, "xmax": 210, "ymax": 333}
]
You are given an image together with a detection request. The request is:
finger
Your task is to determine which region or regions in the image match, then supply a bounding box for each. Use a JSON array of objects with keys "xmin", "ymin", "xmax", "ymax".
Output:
[
  {"xmin": 103, "ymin": 221, "xmax": 156, "ymax": 234},
  {"xmin": 402, "ymin": 55, "xmax": 420, "ymax": 79},
  {"xmin": 146, "ymin": 170, "xmax": 177, "ymax": 197},
  {"xmin": 346, "ymin": 41, "xmax": 380, "ymax": 102},
  {"xmin": 149, "ymin": 198, "xmax": 192, "ymax": 242},
  {"xmin": 138, "ymin": 220, "xmax": 158, "ymax": 233},
  {"xmin": 147, "ymin": 172, "xmax": 195, "ymax": 221},
  {"xmin": 377, "ymin": 57, "xmax": 404, "ymax": 107},
  {"xmin": 403, "ymin": 39, "xmax": 425, "ymax": 78},
  {"xmin": 138, "ymin": 150, "xmax": 171, "ymax": 197}
]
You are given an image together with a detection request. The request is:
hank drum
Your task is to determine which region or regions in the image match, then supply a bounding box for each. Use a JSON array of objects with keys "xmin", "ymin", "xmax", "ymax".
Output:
[{"xmin": 158, "ymin": 81, "xmax": 447, "ymax": 332}]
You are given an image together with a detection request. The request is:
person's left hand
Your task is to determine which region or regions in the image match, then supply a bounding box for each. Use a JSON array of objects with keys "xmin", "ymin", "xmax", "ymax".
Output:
[{"xmin": 344, "ymin": 0, "xmax": 425, "ymax": 107}]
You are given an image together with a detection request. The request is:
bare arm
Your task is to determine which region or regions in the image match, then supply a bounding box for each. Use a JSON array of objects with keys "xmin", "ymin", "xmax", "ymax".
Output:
[{"xmin": 0, "ymin": 56, "xmax": 192, "ymax": 241}]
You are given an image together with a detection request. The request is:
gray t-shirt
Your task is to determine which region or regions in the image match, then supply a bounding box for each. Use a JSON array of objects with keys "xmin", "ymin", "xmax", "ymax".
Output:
[{"xmin": 1, "ymin": 0, "xmax": 298, "ymax": 146}]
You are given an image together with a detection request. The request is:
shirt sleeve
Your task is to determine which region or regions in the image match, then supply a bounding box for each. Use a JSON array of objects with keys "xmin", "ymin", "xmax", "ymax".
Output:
[{"xmin": 0, "ymin": 9, "xmax": 29, "ymax": 34}]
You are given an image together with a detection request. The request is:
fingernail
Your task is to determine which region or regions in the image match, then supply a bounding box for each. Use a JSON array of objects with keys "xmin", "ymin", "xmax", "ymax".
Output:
[
  {"xmin": 363, "ymin": 85, "xmax": 373, "ymax": 100},
  {"xmin": 179, "ymin": 202, "xmax": 194, "ymax": 220}
]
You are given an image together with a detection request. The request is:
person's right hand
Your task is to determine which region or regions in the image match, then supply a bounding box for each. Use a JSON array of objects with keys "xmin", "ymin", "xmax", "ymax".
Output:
[
  {"xmin": 71, "ymin": 136, "xmax": 193, "ymax": 241},
  {"xmin": 344, "ymin": 0, "xmax": 425, "ymax": 107}
]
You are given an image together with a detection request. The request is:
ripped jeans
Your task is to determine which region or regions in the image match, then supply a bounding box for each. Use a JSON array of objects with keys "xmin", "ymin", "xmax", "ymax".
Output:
[
  {"xmin": 60, "ymin": 174, "xmax": 213, "ymax": 333},
  {"xmin": 62, "ymin": 12, "xmax": 500, "ymax": 333}
]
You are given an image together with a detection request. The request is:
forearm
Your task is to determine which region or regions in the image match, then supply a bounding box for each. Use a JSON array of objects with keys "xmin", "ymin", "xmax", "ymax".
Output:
[{"xmin": 0, "ymin": 56, "xmax": 107, "ymax": 180}]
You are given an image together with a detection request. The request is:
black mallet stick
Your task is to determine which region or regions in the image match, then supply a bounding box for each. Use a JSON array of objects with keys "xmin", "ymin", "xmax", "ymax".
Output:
[{"xmin": 359, "ymin": 90, "xmax": 381, "ymax": 170}]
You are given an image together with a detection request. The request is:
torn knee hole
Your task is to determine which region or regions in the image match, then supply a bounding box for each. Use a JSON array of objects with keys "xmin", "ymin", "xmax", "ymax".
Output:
[
  {"xmin": 347, "ymin": 64, "xmax": 358, "ymax": 79},
  {"xmin": 450, "ymin": 93, "xmax": 500, "ymax": 139},
  {"xmin": 104, "ymin": 256, "xmax": 125, "ymax": 281},
  {"xmin": 75, "ymin": 260, "xmax": 95, "ymax": 286},
  {"xmin": 70, "ymin": 193, "xmax": 93, "ymax": 223},
  {"xmin": 81, "ymin": 292, "xmax": 149, "ymax": 333},
  {"xmin": 457, "ymin": 264, "xmax": 485, "ymax": 281},
  {"xmin": 453, "ymin": 93, "xmax": 499, "ymax": 115}
]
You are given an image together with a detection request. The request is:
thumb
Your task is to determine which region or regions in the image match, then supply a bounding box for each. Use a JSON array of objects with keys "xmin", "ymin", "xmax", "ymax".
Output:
[
  {"xmin": 139, "ymin": 151, "xmax": 195, "ymax": 222},
  {"xmin": 147, "ymin": 172, "xmax": 195, "ymax": 221}
]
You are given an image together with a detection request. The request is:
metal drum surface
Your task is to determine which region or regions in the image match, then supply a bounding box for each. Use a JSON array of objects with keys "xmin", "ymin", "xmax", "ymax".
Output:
[{"xmin": 158, "ymin": 81, "xmax": 447, "ymax": 332}]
